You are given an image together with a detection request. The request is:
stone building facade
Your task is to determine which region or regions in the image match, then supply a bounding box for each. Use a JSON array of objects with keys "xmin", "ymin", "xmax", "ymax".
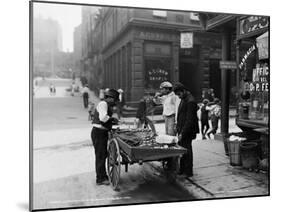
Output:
[{"xmin": 80, "ymin": 6, "xmax": 227, "ymax": 103}]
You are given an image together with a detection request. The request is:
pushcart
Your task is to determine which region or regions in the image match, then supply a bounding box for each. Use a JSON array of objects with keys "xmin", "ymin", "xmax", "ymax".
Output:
[{"xmin": 106, "ymin": 127, "xmax": 186, "ymax": 190}]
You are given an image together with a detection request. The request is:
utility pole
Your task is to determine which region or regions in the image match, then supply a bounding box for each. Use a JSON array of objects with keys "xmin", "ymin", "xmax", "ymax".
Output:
[{"xmin": 221, "ymin": 28, "xmax": 232, "ymax": 135}]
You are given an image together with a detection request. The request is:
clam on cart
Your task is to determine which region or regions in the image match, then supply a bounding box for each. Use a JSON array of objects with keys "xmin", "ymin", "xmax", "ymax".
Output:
[{"xmin": 106, "ymin": 127, "xmax": 187, "ymax": 190}]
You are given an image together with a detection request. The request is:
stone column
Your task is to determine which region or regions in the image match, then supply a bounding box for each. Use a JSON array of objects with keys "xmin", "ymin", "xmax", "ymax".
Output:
[
  {"xmin": 130, "ymin": 39, "xmax": 144, "ymax": 102},
  {"xmin": 172, "ymin": 42, "xmax": 180, "ymax": 82}
]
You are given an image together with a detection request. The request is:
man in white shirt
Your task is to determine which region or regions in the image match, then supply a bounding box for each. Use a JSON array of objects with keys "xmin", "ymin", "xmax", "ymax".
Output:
[
  {"xmin": 154, "ymin": 81, "xmax": 179, "ymax": 136},
  {"xmin": 91, "ymin": 89, "xmax": 119, "ymax": 185},
  {"xmin": 154, "ymin": 81, "xmax": 180, "ymax": 173}
]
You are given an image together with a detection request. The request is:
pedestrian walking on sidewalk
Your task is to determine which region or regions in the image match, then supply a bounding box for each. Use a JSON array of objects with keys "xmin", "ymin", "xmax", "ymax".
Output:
[
  {"xmin": 174, "ymin": 82, "xmax": 199, "ymax": 178},
  {"xmin": 200, "ymin": 99, "xmax": 210, "ymax": 140},
  {"xmin": 49, "ymin": 83, "xmax": 55, "ymax": 96},
  {"xmin": 81, "ymin": 84, "xmax": 90, "ymax": 108},
  {"xmin": 206, "ymin": 98, "xmax": 221, "ymax": 139},
  {"xmin": 91, "ymin": 89, "xmax": 119, "ymax": 185},
  {"xmin": 70, "ymin": 82, "xmax": 75, "ymax": 96}
]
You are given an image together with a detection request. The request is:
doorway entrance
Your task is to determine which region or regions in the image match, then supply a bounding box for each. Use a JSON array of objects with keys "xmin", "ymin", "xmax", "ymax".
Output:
[
  {"xmin": 179, "ymin": 61, "xmax": 199, "ymax": 99},
  {"xmin": 209, "ymin": 59, "xmax": 221, "ymax": 99}
]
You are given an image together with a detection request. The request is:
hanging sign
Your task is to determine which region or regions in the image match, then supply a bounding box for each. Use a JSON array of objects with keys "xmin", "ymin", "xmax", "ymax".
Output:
[
  {"xmin": 256, "ymin": 31, "xmax": 269, "ymax": 60},
  {"xmin": 180, "ymin": 32, "xmax": 193, "ymax": 48},
  {"xmin": 249, "ymin": 63, "xmax": 269, "ymax": 92},
  {"xmin": 239, "ymin": 16, "xmax": 269, "ymax": 35},
  {"xmin": 220, "ymin": 61, "xmax": 237, "ymax": 69},
  {"xmin": 239, "ymin": 44, "xmax": 256, "ymax": 69}
]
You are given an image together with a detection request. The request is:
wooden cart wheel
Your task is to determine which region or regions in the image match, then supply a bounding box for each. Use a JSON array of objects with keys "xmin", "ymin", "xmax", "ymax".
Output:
[{"xmin": 107, "ymin": 138, "xmax": 121, "ymax": 190}]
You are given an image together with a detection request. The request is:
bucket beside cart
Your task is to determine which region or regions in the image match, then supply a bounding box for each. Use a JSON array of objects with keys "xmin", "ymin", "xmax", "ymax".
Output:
[
  {"xmin": 240, "ymin": 142, "xmax": 259, "ymax": 169},
  {"xmin": 227, "ymin": 139, "xmax": 242, "ymax": 166},
  {"xmin": 224, "ymin": 132, "xmax": 246, "ymax": 157}
]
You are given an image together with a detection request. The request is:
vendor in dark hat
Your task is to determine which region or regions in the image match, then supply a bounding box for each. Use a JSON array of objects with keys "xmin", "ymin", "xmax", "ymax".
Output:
[
  {"xmin": 91, "ymin": 88, "xmax": 119, "ymax": 185},
  {"xmin": 174, "ymin": 82, "xmax": 199, "ymax": 178}
]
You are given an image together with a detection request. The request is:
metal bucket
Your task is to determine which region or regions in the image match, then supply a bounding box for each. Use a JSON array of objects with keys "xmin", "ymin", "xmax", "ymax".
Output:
[
  {"xmin": 227, "ymin": 140, "xmax": 241, "ymax": 166},
  {"xmin": 240, "ymin": 142, "xmax": 259, "ymax": 169}
]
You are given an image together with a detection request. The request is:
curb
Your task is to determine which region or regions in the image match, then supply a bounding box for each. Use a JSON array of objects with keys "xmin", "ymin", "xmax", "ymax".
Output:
[{"xmin": 148, "ymin": 162, "xmax": 214, "ymax": 199}]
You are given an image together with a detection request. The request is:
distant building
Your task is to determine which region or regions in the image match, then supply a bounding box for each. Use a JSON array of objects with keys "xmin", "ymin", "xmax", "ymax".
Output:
[
  {"xmin": 33, "ymin": 17, "xmax": 63, "ymax": 77},
  {"xmin": 73, "ymin": 24, "xmax": 82, "ymax": 78}
]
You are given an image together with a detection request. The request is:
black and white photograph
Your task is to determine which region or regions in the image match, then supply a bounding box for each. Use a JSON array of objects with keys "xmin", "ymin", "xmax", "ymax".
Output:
[{"xmin": 29, "ymin": 0, "xmax": 270, "ymax": 211}]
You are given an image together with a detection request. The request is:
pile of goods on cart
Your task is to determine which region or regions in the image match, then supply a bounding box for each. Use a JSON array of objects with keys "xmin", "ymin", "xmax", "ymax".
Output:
[{"xmin": 113, "ymin": 128, "xmax": 180, "ymax": 149}]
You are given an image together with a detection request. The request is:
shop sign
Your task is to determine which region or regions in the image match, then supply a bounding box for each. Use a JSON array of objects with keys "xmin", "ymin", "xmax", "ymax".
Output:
[
  {"xmin": 239, "ymin": 44, "xmax": 256, "ymax": 69},
  {"xmin": 249, "ymin": 64, "xmax": 269, "ymax": 92},
  {"xmin": 249, "ymin": 82, "xmax": 269, "ymax": 92},
  {"xmin": 148, "ymin": 68, "xmax": 169, "ymax": 82},
  {"xmin": 220, "ymin": 61, "xmax": 237, "ymax": 69},
  {"xmin": 180, "ymin": 32, "xmax": 193, "ymax": 48},
  {"xmin": 144, "ymin": 43, "xmax": 171, "ymax": 56},
  {"xmin": 256, "ymin": 32, "xmax": 269, "ymax": 60},
  {"xmin": 239, "ymin": 16, "xmax": 269, "ymax": 35},
  {"xmin": 137, "ymin": 31, "xmax": 178, "ymax": 41}
]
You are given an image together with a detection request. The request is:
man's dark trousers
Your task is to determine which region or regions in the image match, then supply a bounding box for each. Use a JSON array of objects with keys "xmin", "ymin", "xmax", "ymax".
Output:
[
  {"xmin": 179, "ymin": 134, "xmax": 194, "ymax": 175},
  {"xmin": 83, "ymin": 93, "xmax": 89, "ymax": 108},
  {"xmin": 91, "ymin": 127, "xmax": 108, "ymax": 182}
]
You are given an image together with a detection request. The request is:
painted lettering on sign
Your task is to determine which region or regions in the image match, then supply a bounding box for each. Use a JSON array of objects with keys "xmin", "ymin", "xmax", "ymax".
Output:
[
  {"xmin": 249, "ymin": 82, "xmax": 269, "ymax": 92},
  {"xmin": 249, "ymin": 63, "xmax": 269, "ymax": 92},
  {"xmin": 220, "ymin": 61, "xmax": 237, "ymax": 69},
  {"xmin": 240, "ymin": 16, "xmax": 269, "ymax": 35},
  {"xmin": 137, "ymin": 31, "xmax": 179, "ymax": 41},
  {"xmin": 252, "ymin": 64, "xmax": 269, "ymax": 82},
  {"xmin": 148, "ymin": 69, "xmax": 169, "ymax": 82},
  {"xmin": 239, "ymin": 45, "xmax": 256, "ymax": 70},
  {"xmin": 180, "ymin": 32, "xmax": 193, "ymax": 48}
]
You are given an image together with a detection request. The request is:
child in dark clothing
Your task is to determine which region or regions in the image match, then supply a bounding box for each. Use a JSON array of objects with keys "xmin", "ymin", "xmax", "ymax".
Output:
[{"xmin": 200, "ymin": 99, "xmax": 210, "ymax": 140}]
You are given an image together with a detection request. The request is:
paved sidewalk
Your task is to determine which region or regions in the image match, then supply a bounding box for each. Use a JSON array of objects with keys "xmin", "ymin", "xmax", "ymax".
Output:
[{"xmin": 150, "ymin": 138, "xmax": 269, "ymax": 199}]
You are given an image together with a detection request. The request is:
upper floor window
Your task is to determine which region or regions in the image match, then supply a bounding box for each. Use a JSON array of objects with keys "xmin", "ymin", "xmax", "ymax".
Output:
[
  {"xmin": 190, "ymin": 12, "xmax": 200, "ymax": 21},
  {"xmin": 176, "ymin": 14, "xmax": 184, "ymax": 23},
  {"xmin": 153, "ymin": 10, "xmax": 167, "ymax": 18}
]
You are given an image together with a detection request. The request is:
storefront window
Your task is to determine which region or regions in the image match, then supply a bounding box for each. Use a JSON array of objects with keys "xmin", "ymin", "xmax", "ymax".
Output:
[{"xmin": 238, "ymin": 31, "xmax": 269, "ymax": 124}]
